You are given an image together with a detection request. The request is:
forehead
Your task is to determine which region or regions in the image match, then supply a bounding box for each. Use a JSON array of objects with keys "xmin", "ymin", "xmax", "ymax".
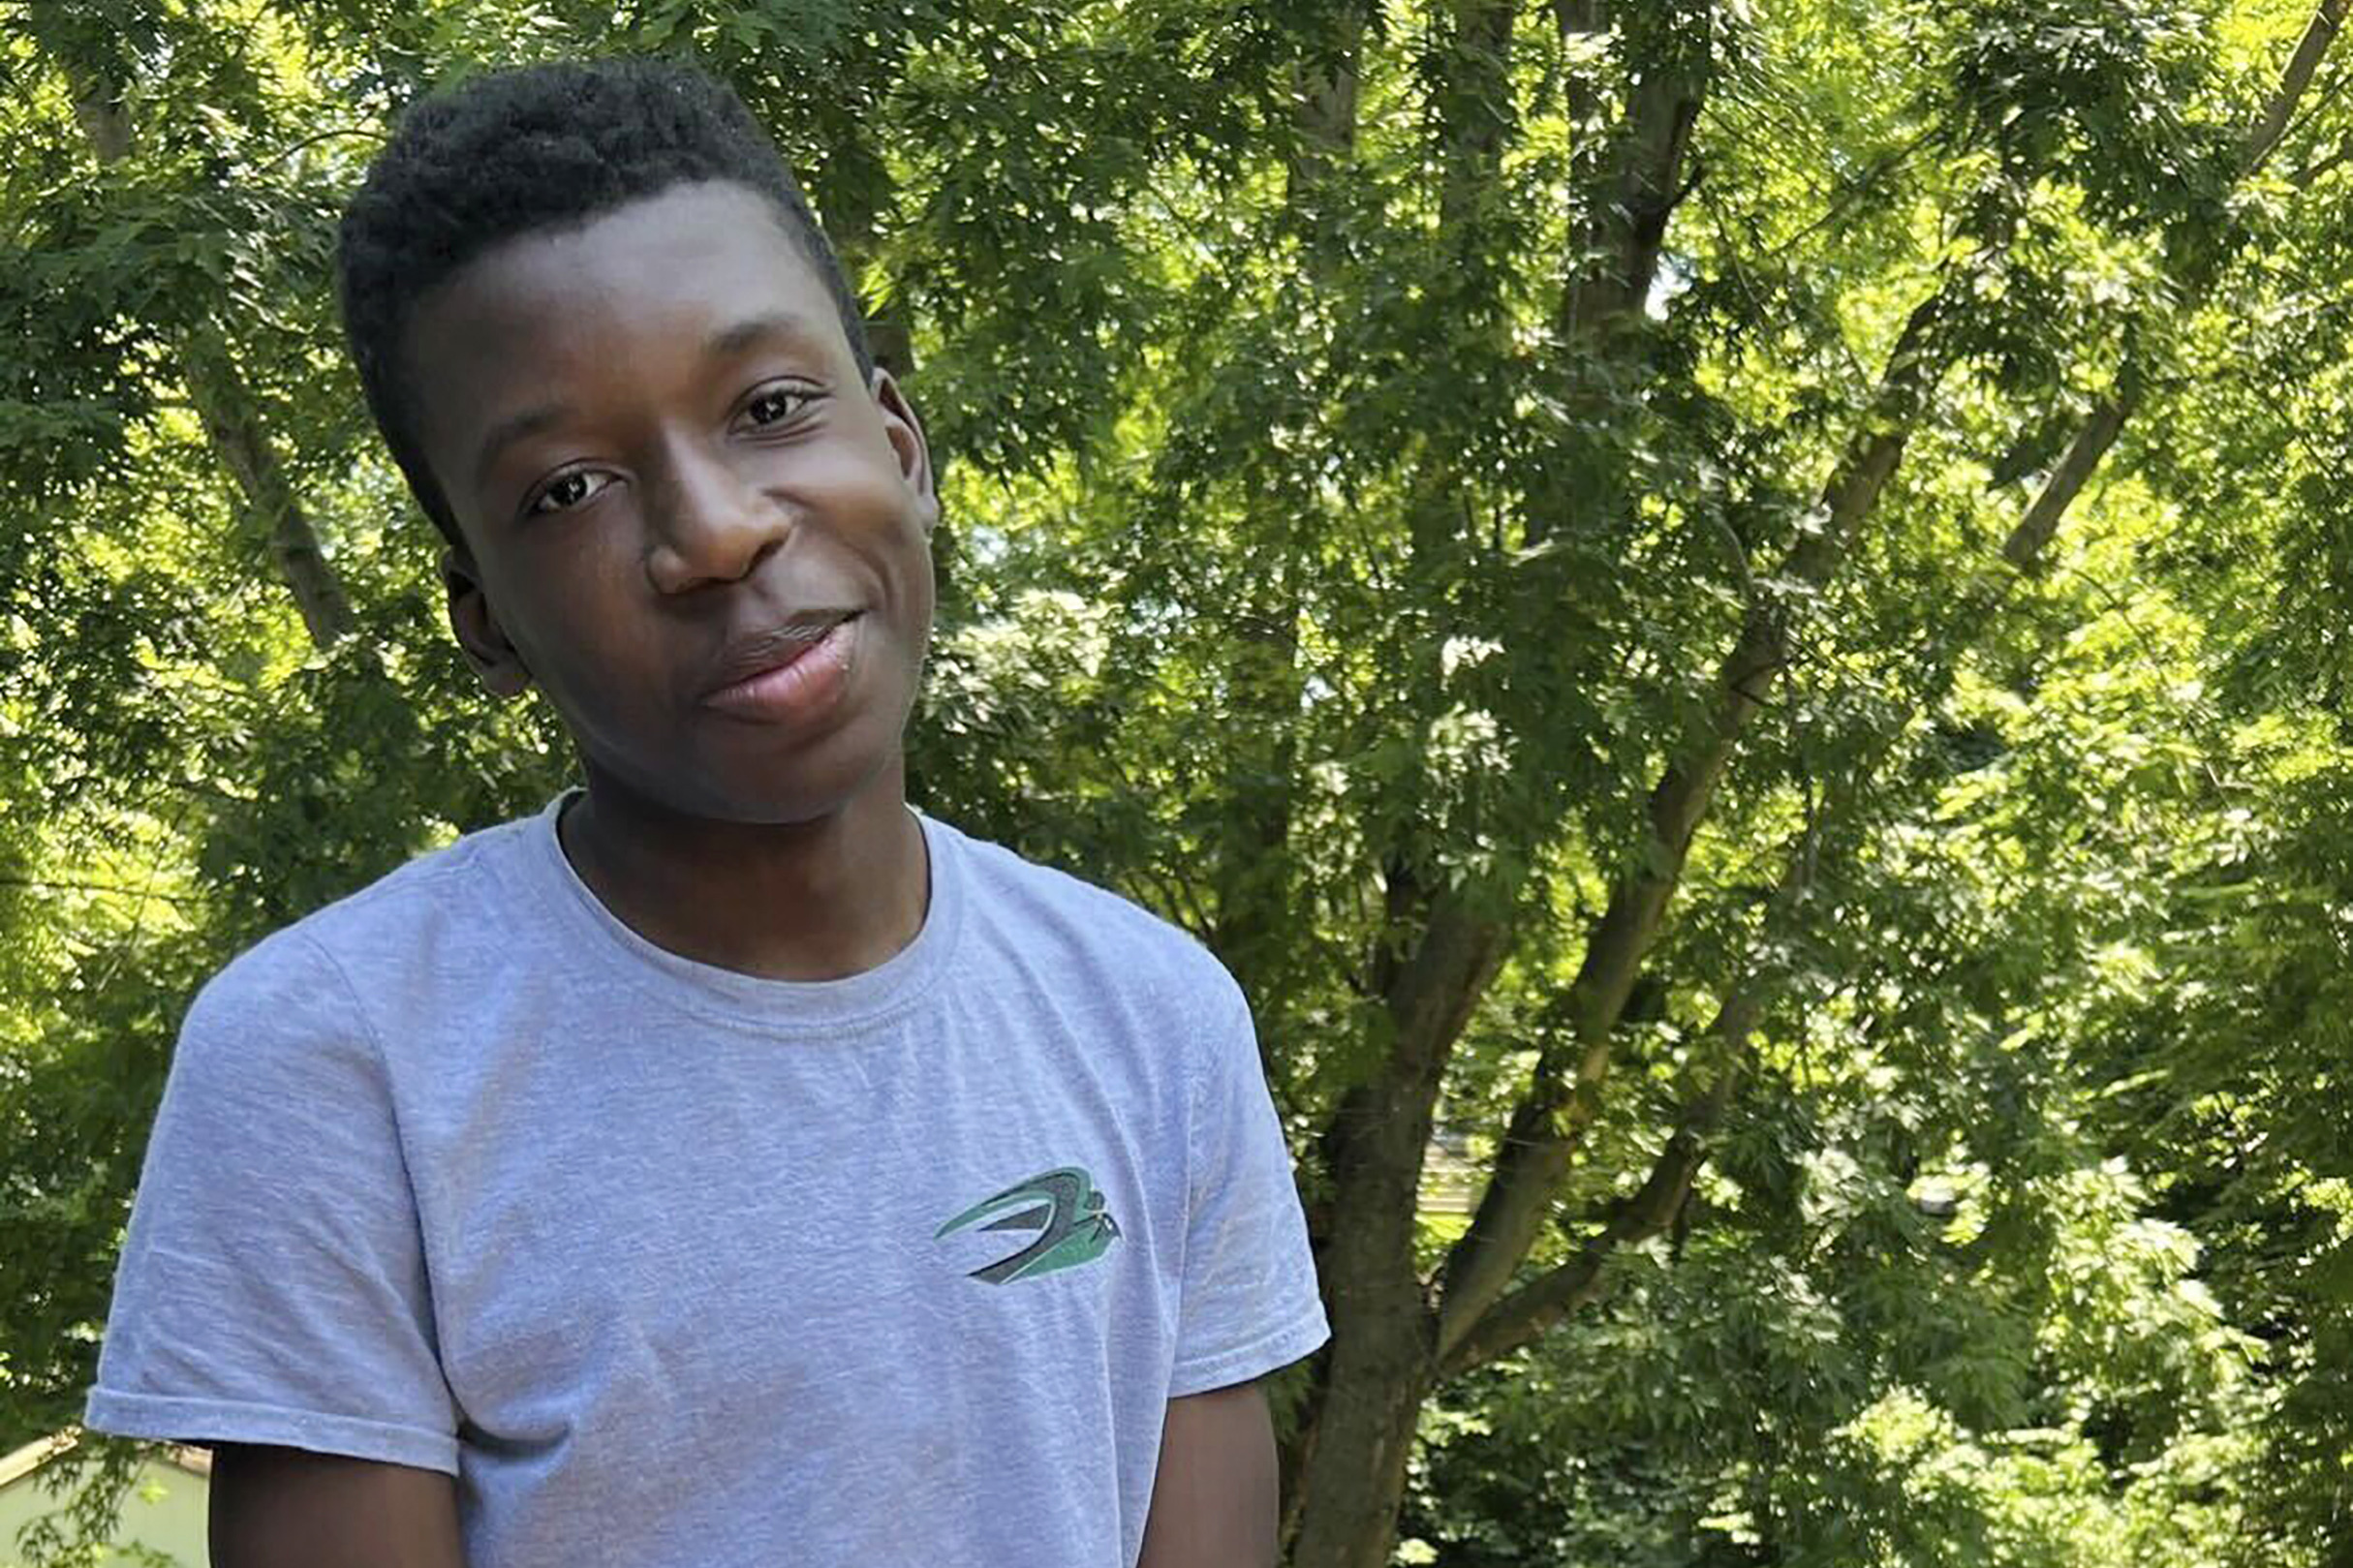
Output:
[{"xmin": 399, "ymin": 180, "xmax": 846, "ymax": 427}]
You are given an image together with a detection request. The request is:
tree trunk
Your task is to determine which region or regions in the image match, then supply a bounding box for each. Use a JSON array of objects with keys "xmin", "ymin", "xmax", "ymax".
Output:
[
  {"xmin": 1288, "ymin": 880, "xmax": 1505, "ymax": 1567},
  {"xmin": 1283, "ymin": 9, "xmax": 1524, "ymax": 1554},
  {"xmin": 1286, "ymin": 12, "xmax": 1718, "ymax": 1561},
  {"xmin": 1284, "ymin": 264, "xmax": 1956, "ymax": 1561},
  {"xmin": 1285, "ymin": 1308, "xmax": 1434, "ymax": 1568}
]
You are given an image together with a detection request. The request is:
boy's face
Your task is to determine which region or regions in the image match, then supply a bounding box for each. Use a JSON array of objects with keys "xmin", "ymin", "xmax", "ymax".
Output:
[{"xmin": 400, "ymin": 180, "xmax": 939, "ymax": 827}]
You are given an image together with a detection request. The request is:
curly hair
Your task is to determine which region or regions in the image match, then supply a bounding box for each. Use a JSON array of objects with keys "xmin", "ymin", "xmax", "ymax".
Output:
[{"xmin": 336, "ymin": 57, "xmax": 874, "ymax": 543}]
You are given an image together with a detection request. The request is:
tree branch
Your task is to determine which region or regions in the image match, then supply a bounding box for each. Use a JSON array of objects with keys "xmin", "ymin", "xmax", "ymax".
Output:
[
  {"xmin": 2000, "ymin": 395, "xmax": 2131, "ymax": 569},
  {"xmin": 1312, "ymin": 0, "xmax": 1533, "ymax": 1251},
  {"xmin": 176, "ymin": 323, "xmax": 356, "ymax": 647},
  {"xmin": 2288, "ymin": 130, "xmax": 2353, "ymax": 187},
  {"xmin": 1214, "ymin": 12, "xmax": 1372, "ymax": 1022},
  {"xmin": 1285, "ymin": 2, "xmax": 1367, "ymax": 200},
  {"xmin": 59, "ymin": 56, "xmax": 355, "ymax": 649},
  {"xmin": 1991, "ymin": 0, "xmax": 2349, "ymax": 576},
  {"xmin": 1435, "ymin": 0, "xmax": 1520, "ymax": 240},
  {"xmin": 1434, "ymin": 281, "xmax": 1956, "ymax": 1348},
  {"xmin": 1432, "ymin": 0, "xmax": 2353, "ymax": 1390},
  {"xmin": 2243, "ymin": 0, "xmax": 2350, "ymax": 176},
  {"xmin": 1538, "ymin": 2, "xmax": 1712, "ymax": 550},
  {"xmin": 816, "ymin": 135, "xmax": 913, "ymax": 383},
  {"xmin": 1556, "ymin": 1, "xmax": 1713, "ymax": 344},
  {"xmin": 1437, "ymin": 1037, "xmax": 1740, "ymax": 1379}
]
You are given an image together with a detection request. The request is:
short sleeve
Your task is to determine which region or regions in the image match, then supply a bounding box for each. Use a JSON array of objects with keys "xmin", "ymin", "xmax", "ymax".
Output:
[
  {"xmin": 82, "ymin": 931, "xmax": 459, "ymax": 1473},
  {"xmin": 1168, "ymin": 970, "xmax": 1329, "ymax": 1397}
]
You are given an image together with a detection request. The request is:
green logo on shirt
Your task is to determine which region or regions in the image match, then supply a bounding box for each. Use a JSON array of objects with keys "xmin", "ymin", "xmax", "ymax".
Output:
[{"xmin": 936, "ymin": 1167, "xmax": 1121, "ymax": 1283}]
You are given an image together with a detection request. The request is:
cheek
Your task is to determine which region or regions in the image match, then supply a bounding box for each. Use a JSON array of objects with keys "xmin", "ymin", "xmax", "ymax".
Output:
[
  {"xmin": 898, "ymin": 538, "xmax": 939, "ymax": 643},
  {"xmin": 492, "ymin": 560, "xmax": 657, "ymax": 693}
]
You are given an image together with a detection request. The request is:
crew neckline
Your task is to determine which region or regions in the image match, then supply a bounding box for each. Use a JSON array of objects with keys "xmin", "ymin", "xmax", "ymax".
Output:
[{"xmin": 514, "ymin": 790, "xmax": 965, "ymax": 1035}]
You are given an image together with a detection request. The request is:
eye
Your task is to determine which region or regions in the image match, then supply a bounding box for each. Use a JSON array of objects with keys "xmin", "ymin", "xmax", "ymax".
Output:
[
  {"xmin": 742, "ymin": 385, "xmax": 817, "ymax": 429},
  {"xmin": 524, "ymin": 470, "xmax": 613, "ymax": 517}
]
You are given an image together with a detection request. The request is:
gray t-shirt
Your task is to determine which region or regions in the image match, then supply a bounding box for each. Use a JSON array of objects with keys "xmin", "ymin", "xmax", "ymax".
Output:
[{"xmin": 85, "ymin": 797, "xmax": 1328, "ymax": 1567}]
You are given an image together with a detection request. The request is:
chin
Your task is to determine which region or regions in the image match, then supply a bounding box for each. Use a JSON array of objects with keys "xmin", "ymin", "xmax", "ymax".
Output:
[
  {"xmin": 573, "ymin": 690, "xmax": 912, "ymax": 828},
  {"xmin": 681, "ymin": 740, "xmax": 904, "ymax": 828}
]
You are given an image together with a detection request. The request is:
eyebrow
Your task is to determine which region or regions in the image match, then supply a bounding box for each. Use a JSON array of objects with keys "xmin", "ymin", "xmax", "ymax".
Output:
[
  {"xmin": 702, "ymin": 310, "xmax": 829, "ymax": 361},
  {"xmin": 473, "ymin": 402, "xmax": 574, "ymax": 491}
]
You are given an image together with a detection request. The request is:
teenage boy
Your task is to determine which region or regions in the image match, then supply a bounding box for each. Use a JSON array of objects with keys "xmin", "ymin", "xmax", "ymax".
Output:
[{"xmin": 83, "ymin": 57, "xmax": 1327, "ymax": 1568}]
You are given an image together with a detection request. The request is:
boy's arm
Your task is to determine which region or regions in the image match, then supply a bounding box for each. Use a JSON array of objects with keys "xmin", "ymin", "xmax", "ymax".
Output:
[
  {"xmin": 1135, "ymin": 1382, "xmax": 1280, "ymax": 1568},
  {"xmin": 210, "ymin": 1445, "xmax": 463, "ymax": 1568}
]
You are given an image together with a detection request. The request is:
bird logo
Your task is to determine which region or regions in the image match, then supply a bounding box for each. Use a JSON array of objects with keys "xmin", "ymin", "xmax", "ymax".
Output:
[{"xmin": 935, "ymin": 1167, "xmax": 1122, "ymax": 1284}]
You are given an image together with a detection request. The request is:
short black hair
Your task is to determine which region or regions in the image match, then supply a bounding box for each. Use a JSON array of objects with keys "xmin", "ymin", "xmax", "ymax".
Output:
[{"xmin": 336, "ymin": 56, "xmax": 874, "ymax": 543}]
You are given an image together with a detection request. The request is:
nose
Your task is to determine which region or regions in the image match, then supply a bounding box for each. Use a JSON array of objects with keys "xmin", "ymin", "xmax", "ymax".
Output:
[{"xmin": 641, "ymin": 441, "xmax": 787, "ymax": 595}]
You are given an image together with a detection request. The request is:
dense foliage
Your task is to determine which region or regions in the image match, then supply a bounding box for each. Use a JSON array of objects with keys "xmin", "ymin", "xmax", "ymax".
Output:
[{"xmin": 6, "ymin": 2, "xmax": 2353, "ymax": 1563}]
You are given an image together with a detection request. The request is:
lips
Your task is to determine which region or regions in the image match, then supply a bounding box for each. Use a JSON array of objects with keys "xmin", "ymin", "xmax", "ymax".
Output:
[
  {"xmin": 702, "ymin": 612, "xmax": 853, "ymax": 692},
  {"xmin": 699, "ymin": 612, "xmax": 862, "ymax": 721}
]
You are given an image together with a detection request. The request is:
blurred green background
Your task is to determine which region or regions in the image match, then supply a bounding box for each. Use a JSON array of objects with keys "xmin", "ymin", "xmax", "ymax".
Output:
[{"xmin": 7, "ymin": 1, "xmax": 2353, "ymax": 1563}]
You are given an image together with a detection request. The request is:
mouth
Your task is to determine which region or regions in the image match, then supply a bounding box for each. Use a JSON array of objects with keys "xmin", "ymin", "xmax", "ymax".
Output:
[{"xmin": 699, "ymin": 611, "xmax": 863, "ymax": 718}]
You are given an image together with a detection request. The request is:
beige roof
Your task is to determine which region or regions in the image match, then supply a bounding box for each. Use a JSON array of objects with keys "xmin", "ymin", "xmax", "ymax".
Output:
[{"xmin": 0, "ymin": 1430, "xmax": 212, "ymax": 1490}]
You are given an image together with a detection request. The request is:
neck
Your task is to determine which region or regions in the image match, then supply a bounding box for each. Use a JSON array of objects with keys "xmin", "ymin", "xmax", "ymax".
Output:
[{"xmin": 558, "ymin": 757, "xmax": 930, "ymax": 982}]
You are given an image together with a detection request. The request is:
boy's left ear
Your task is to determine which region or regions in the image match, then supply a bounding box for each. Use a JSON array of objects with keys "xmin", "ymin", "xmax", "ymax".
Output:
[
  {"xmin": 870, "ymin": 366, "xmax": 940, "ymax": 536},
  {"xmin": 443, "ymin": 544, "xmax": 535, "ymax": 698}
]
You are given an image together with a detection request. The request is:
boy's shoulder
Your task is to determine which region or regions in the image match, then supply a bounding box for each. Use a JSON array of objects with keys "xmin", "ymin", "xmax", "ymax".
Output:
[
  {"xmin": 191, "ymin": 812, "xmax": 540, "ymax": 1023},
  {"xmin": 936, "ymin": 816, "xmax": 1245, "ymax": 1011}
]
